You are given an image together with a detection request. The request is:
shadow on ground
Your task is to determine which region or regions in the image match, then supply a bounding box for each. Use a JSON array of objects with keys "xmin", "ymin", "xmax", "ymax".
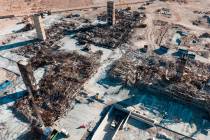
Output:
[
  {"xmin": 0, "ymin": 90, "xmax": 28, "ymax": 105},
  {"xmin": 0, "ymin": 39, "xmax": 39, "ymax": 51},
  {"xmin": 98, "ymin": 74, "xmax": 210, "ymax": 137}
]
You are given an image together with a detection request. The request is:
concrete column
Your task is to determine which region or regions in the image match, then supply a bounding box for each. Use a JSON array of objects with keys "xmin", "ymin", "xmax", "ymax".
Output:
[
  {"xmin": 107, "ymin": 0, "xmax": 116, "ymax": 25},
  {"xmin": 17, "ymin": 60, "xmax": 44, "ymax": 127},
  {"xmin": 176, "ymin": 57, "xmax": 187, "ymax": 80},
  {"xmin": 33, "ymin": 14, "xmax": 46, "ymax": 41},
  {"xmin": 17, "ymin": 60, "xmax": 38, "ymax": 94}
]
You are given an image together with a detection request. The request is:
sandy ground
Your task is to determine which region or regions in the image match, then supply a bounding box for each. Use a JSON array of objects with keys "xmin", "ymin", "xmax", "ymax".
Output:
[
  {"xmin": 0, "ymin": 0, "xmax": 144, "ymax": 16},
  {"xmin": 0, "ymin": 0, "xmax": 92, "ymax": 16}
]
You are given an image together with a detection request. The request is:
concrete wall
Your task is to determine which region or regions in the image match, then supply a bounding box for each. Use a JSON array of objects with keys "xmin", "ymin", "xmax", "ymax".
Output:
[
  {"xmin": 91, "ymin": 104, "xmax": 130, "ymax": 140},
  {"xmin": 112, "ymin": 111, "xmax": 130, "ymax": 140},
  {"xmin": 91, "ymin": 106, "xmax": 114, "ymax": 140}
]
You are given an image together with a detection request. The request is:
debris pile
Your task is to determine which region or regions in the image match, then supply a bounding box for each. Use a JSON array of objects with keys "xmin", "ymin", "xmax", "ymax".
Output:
[
  {"xmin": 192, "ymin": 15, "xmax": 210, "ymax": 27},
  {"xmin": 12, "ymin": 21, "xmax": 77, "ymax": 57},
  {"xmin": 97, "ymin": 11, "xmax": 107, "ymax": 22},
  {"xmin": 109, "ymin": 50, "xmax": 210, "ymax": 115},
  {"xmin": 15, "ymin": 50, "xmax": 102, "ymax": 126},
  {"xmin": 199, "ymin": 32, "xmax": 210, "ymax": 38},
  {"xmin": 153, "ymin": 20, "xmax": 168, "ymax": 26},
  {"xmin": 193, "ymin": 11, "xmax": 210, "ymax": 15},
  {"xmin": 74, "ymin": 9, "xmax": 144, "ymax": 49}
]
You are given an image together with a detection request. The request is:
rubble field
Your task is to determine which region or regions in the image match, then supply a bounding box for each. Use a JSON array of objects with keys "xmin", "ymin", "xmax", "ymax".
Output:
[
  {"xmin": 109, "ymin": 50, "xmax": 210, "ymax": 115},
  {"xmin": 0, "ymin": 0, "xmax": 210, "ymax": 140}
]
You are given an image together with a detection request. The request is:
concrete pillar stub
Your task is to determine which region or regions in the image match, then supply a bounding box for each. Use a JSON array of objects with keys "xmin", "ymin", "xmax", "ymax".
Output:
[
  {"xmin": 107, "ymin": 0, "xmax": 116, "ymax": 25},
  {"xmin": 17, "ymin": 60, "xmax": 38, "ymax": 94},
  {"xmin": 33, "ymin": 14, "xmax": 46, "ymax": 41}
]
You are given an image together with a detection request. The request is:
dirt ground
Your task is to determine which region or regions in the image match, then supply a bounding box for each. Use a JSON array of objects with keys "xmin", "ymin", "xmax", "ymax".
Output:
[
  {"xmin": 0, "ymin": 0, "xmax": 143, "ymax": 16},
  {"xmin": 0, "ymin": 0, "xmax": 89, "ymax": 16},
  {"xmin": 1, "ymin": 0, "xmax": 210, "ymax": 16}
]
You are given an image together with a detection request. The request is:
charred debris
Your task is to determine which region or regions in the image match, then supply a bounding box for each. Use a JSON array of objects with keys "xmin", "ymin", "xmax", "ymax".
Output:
[
  {"xmin": 13, "ymin": 9, "xmax": 145, "ymax": 126},
  {"xmin": 109, "ymin": 51, "xmax": 210, "ymax": 116}
]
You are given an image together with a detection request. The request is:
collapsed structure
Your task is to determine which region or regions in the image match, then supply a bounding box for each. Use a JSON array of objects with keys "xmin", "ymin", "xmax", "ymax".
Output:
[
  {"xmin": 12, "ymin": 21, "xmax": 76, "ymax": 57},
  {"xmin": 109, "ymin": 51, "xmax": 210, "ymax": 115},
  {"xmin": 1, "ymin": 0, "xmax": 209, "ymax": 139},
  {"xmin": 10, "ymin": 12, "xmax": 103, "ymax": 129},
  {"xmin": 11, "ymin": 4, "xmax": 146, "ymax": 129},
  {"xmin": 15, "ymin": 50, "xmax": 101, "ymax": 127},
  {"xmin": 73, "ymin": 9, "xmax": 145, "ymax": 49}
]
